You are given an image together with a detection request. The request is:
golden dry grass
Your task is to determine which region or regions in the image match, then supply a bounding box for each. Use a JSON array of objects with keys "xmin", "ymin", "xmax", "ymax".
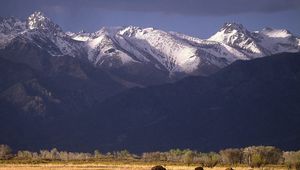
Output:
[{"xmin": 0, "ymin": 164, "xmax": 289, "ymax": 170}]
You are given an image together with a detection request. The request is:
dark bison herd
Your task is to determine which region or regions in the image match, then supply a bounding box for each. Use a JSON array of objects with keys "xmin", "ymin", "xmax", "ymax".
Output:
[
  {"xmin": 151, "ymin": 166, "xmax": 234, "ymax": 170},
  {"xmin": 151, "ymin": 165, "xmax": 166, "ymax": 170}
]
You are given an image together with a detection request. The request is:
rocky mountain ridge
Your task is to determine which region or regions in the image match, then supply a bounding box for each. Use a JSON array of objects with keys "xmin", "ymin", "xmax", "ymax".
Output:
[{"xmin": 1, "ymin": 12, "xmax": 299, "ymax": 85}]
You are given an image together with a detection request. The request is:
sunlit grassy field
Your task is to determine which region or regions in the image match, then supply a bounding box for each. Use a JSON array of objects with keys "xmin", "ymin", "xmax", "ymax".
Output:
[{"xmin": 0, "ymin": 164, "xmax": 289, "ymax": 170}]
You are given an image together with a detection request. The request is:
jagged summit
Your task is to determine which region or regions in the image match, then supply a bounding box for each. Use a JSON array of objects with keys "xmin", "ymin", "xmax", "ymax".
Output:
[
  {"xmin": 221, "ymin": 22, "xmax": 246, "ymax": 32},
  {"xmin": 210, "ymin": 22, "xmax": 251, "ymax": 41},
  {"xmin": 209, "ymin": 23, "xmax": 267, "ymax": 57},
  {"xmin": 117, "ymin": 26, "xmax": 155, "ymax": 37},
  {"xmin": 26, "ymin": 11, "xmax": 62, "ymax": 32}
]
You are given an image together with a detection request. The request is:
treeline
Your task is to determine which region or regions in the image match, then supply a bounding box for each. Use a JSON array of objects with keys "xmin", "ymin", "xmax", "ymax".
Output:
[
  {"xmin": 142, "ymin": 147, "xmax": 300, "ymax": 169},
  {"xmin": 1, "ymin": 144, "xmax": 300, "ymax": 169}
]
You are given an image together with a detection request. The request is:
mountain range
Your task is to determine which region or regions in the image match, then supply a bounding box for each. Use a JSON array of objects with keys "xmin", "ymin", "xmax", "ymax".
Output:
[
  {"xmin": 1, "ymin": 11, "xmax": 299, "ymax": 85},
  {"xmin": 0, "ymin": 11, "xmax": 300, "ymax": 152}
]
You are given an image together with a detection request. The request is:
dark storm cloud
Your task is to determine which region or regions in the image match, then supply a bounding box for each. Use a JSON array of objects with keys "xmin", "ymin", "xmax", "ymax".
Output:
[
  {"xmin": 87, "ymin": 0, "xmax": 300, "ymax": 15},
  {"xmin": 1, "ymin": 0, "xmax": 300, "ymax": 17}
]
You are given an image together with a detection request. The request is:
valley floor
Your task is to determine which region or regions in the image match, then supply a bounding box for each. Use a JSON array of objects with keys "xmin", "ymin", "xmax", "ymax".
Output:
[{"xmin": 0, "ymin": 164, "xmax": 288, "ymax": 170}]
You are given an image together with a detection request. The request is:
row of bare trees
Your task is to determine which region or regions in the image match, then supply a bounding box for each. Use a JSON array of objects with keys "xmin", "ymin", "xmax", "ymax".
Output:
[{"xmin": 1, "ymin": 144, "xmax": 299, "ymax": 169}]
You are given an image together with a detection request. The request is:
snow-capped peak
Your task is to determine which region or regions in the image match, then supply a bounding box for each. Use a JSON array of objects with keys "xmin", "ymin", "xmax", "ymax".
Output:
[
  {"xmin": 256, "ymin": 27, "xmax": 300, "ymax": 54},
  {"xmin": 260, "ymin": 27, "xmax": 292, "ymax": 38},
  {"xmin": 221, "ymin": 22, "xmax": 246, "ymax": 33},
  {"xmin": 209, "ymin": 22, "xmax": 251, "ymax": 42},
  {"xmin": 209, "ymin": 22, "xmax": 265, "ymax": 58},
  {"xmin": 26, "ymin": 11, "xmax": 62, "ymax": 32}
]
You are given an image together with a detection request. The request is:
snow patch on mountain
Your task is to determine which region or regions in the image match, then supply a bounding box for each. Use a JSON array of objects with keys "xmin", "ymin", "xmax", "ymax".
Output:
[
  {"xmin": 66, "ymin": 31, "xmax": 92, "ymax": 42},
  {"xmin": 115, "ymin": 26, "xmax": 200, "ymax": 73},
  {"xmin": 85, "ymin": 27, "xmax": 138, "ymax": 65},
  {"xmin": 170, "ymin": 31, "xmax": 248, "ymax": 62},
  {"xmin": 260, "ymin": 28, "xmax": 291, "ymax": 38}
]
